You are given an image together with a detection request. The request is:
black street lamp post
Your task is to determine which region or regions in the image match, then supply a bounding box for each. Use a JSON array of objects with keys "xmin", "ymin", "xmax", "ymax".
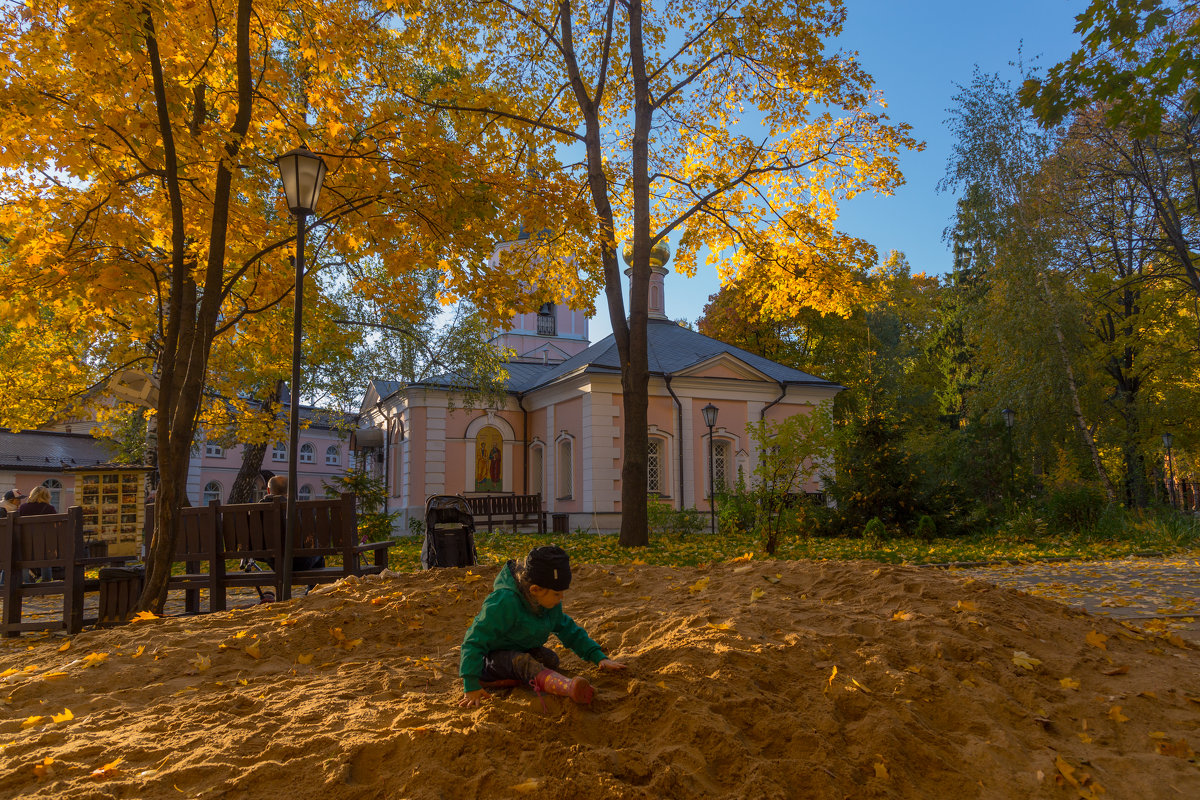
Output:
[
  {"xmin": 275, "ymin": 146, "xmax": 327, "ymax": 601},
  {"xmin": 702, "ymin": 403, "xmax": 718, "ymax": 534},
  {"xmin": 1163, "ymin": 432, "xmax": 1176, "ymax": 508}
]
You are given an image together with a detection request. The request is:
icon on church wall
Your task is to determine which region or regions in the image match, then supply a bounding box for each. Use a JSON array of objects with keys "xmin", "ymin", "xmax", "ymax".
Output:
[{"xmin": 475, "ymin": 426, "xmax": 503, "ymax": 492}]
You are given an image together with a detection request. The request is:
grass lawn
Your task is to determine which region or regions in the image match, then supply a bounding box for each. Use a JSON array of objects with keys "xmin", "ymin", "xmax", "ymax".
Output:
[{"xmin": 387, "ymin": 510, "xmax": 1200, "ymax": 572}]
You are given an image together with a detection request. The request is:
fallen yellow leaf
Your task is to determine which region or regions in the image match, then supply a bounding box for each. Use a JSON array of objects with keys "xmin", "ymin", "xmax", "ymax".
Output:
[
  {"xmin": 873, "ymin": 761, "xmax": 889, "ymax": 780},
  {"xmin": 1059, "ymin": 677, "xmax": 1081, "ymax": 690},
  {"xmin": 955, "ymin": 600, "xmax": 979, "ymax": 613},
  {"xmin": 1108, "ymin": 705, "xmax": 1129, "ymax": 724},
  {"xmin": 1086, "ymin": 630, "xmax": 1108, "ymax": 651},
  {"xmin": 511, "ymin": 778, "xmax": 540, "ymax": 793},
  {"xmin": 330, "ymin": 627, "xmax": 346, "ymax": 641},
  {"xmin": 244, "ymin": 643, "xmax": 262, "ymax": 659},
  {"xmin": 688, "ymin": 577, "xmax": 710, "ymax": 593},
  {"xmin": 90, "ymin": 756, "xmax": 123, "ymax": 780},
  {"xmin": 706, "ymin": 622, "xmax": 733, "ymax": 631},
  {"xmin": 750, "ymin": 587, "xmax": 765, "ymax": 602},
  {"xmin": 828, "ymin": 665, "xmax": 838, "ymax": 687},
  {"xmin": 50, "ymin": 709, "xmax": 73, "ymax": 724},
  {"xmin": 234, "ymin": 630, "xmax": 249, "ymax": 639},
  {"xmin": 131, "ymin": 645, "xmax": 146, "ymax": 659},
  {"xmin": 41, "ymin": 672, "xmax": 69, "ymax": 681},
  {"xmin": 191, "ymin": 654, "xmax": 212, "ymax": 672},
  {"xmin": 297, "ymin": 653, "xmax": 314, "ymax": 664},
  {"xmin": 21, "ymin": 716, "xmax": 45, "ymax": 728},
  {"xmin": 892, "ymin": 610, "xmax": 914, "ymax": 621},
  {"xmin": 33, "ymin": 756, "xmax": 54, "ymax": 779},
  {"xmin": 1012, "ymin": 651, "xmax": 1042, "ymax": 670},
  {"xmin": 82, "ymin": 652, "xmax": 109, "ymax": 668},
  {"xmin": 131, "ymin": 611, "xmax": 158, "ymax": 622},
  {"xmin": 57, "ymin": 640, "xmax": 71, "ymax": 653}
]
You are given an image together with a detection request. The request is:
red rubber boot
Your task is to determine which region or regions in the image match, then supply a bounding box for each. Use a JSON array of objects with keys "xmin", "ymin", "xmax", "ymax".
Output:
[{"xmin": 532, "ymin": 668, "xmax": 594, "ymax": 704}]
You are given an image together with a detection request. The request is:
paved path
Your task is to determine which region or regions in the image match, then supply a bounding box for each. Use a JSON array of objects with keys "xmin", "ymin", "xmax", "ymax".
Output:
[{"xmin": 957, "ymin": 555, "xmax": 1200, "ymax": 640}]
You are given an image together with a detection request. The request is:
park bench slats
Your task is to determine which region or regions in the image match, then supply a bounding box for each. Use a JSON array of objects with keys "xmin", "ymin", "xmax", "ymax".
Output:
[
  {"xmin": 1, "ymin": 507, "xmax": 108, "ymax": 636},
  {"xmin": 464, "ymin": 493, "xmax": 546, "ymax": 534}
]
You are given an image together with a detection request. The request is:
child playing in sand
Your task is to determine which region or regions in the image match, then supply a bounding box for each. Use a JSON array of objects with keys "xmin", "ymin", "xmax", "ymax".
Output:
[{"xmin": 459, "ymin": 545, "xmax": 626, "ymax": 707}]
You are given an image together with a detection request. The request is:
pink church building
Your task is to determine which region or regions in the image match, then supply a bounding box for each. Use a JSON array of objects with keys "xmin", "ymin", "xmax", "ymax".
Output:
[{"xmin": 356, "ymin": 245, "xmax": 842, "ymax": 533}]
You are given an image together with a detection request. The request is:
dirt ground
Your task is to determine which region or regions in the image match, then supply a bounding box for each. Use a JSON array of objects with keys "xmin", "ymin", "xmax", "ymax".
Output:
[{"xmin": 1, "ymin": 560, "xmax": 1198, "ymax": 799}]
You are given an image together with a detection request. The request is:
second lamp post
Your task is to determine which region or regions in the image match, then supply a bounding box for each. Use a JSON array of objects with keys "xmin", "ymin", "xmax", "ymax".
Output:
[{"xmin": 275, "ymin": 146, "xmax": 328, "ymax": 601}]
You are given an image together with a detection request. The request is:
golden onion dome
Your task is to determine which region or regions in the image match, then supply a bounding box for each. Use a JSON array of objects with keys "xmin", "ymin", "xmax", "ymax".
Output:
[{"xmin": 621, "ymin": 238, "xmax": 671, "ymax": 268}]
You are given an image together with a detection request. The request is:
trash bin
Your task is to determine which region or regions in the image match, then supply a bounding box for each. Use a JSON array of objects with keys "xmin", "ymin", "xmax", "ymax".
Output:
[
  {"xmin": 552, "ymin": 513, "xmax": 569, "ymax": 534},
  {"xmin": 98, "ymin": 566, "xmax": 145, "ymax": 627}
]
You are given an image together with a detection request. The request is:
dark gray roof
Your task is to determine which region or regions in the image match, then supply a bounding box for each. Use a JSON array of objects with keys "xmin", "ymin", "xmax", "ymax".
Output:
[
  {"xmin": 372, "ymin": 320, "xmax": 839, "ymax": 398},
  {"xmin": 0, "ymin": 430, "xmax": 128, "ymax": 472},
  {"xmin": 510, "ymin": 319, "xmax": 840, "ymax": 392}
]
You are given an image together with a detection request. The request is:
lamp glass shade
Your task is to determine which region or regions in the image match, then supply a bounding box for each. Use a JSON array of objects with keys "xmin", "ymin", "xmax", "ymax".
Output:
[
  {"xmin": 701, "ymin": 403, "xmax": 718, "ymax": 428},
  {"xmin": 1163, "ymin": 432, "xmax": 1174, "ymax": 450},
  {"xmin": 276, "ymin": 146, "xmax": 328, "ymax": 215},
  {"xmin": 1001, "ymin": 408, "xmax": 1015, "ymax": 428}
]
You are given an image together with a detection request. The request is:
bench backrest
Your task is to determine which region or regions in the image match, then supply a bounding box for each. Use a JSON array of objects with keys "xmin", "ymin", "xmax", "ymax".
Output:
[
  {"xmin": 219, "ymin": 501, "xmax": 282, "ymax": 559},
  {"xmin": 465, "ymin": 494, "xmax": 543, "ymax": 515},
  {"xmin": 1, "ymin": 509, "xmax": 85, "ymax": 572},
  {"xmin": 291, "ymin": 493, "xmax": 356, "ymax": 552},
  {"xmin": 143, "ymin": 501, "xmax": 222, "ymax": 560}
]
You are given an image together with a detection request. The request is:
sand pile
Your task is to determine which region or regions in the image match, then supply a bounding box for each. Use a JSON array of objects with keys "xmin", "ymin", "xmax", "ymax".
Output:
[{"xmin": 1, "ymin": 560, "xmax": 1198, "ymax": 799}]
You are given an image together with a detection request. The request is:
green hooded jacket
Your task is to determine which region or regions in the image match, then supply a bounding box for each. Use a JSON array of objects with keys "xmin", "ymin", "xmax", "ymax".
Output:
[{"xmin": 460, "ymin": 561, "xmax": 606, "ymax": 691}]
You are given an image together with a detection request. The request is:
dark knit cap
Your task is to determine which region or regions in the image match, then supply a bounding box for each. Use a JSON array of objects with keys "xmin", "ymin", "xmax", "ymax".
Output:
[{"xmin": 525, "ymin": 546, "xmax": 572, "ymax": 590}]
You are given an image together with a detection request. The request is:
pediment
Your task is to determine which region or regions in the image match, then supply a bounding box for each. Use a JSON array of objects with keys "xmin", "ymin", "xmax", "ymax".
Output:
[{"xmin": 673, "ymin": 353, "xmax": 773, "ymax": 382}]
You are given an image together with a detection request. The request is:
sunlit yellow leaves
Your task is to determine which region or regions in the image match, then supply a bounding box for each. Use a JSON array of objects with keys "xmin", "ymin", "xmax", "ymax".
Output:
[
  {"xmin": 32, "ymin": 757, "xmax": 54, "ymax": 779},
  {"xmin": 131, "ymin": 611, "xmax": 158, "ymax": 622},
  {"xmin": 828, "ymin": 665, "xmax": 837, "ymax": 687},
  {"xmin": 1012, "ymin": 651, "xmax": 1041, "ymax": 670},
  {"xmin": 191, "ymin": 654, "xmax": 212, "ymax": 672},
  {"xmin": 57, "ymin": 640, "xmax": 71, "ymax": 652},
  {"xmin": 462, "ymin": 572, "xmax": 483, "ymax": 583},
  {"xmin": 1086, "ymin": 630, "xmax": 1108, "ymax": 651},
  {"xmin": 688, "ymin": 577, "xmax": 710, "ymax": 593},
  {"xmin": 90, "ymin": 756, "xmax": 123, "ymax": 780},
  {"xmin": 749, "ymin": 587, "xmax": 765, "ymax": 602},
  {"xmin": 50, "ymin": 708, "xmax": 73, "ymax": 724},
  {"xmin": 132, "ymin": 645, "xmax": 146, "ymax": 659},
  {"xmin": 82, "ymin": 652, "xmax": 109, "ymax": 668},
  {"xmin": 891, "ymin": 610, "xmax": 914, "ymax": 621},
  {"xmin": 706, "ymin": 621, "xmax": 733, "ymax": 631},
  {"xmin": 41, "ymin": 672, "xmax": 68, "ymax": 681},
  {"xmin": 21, "ymin": 716, "xmax": 45, "ymax": 728}
]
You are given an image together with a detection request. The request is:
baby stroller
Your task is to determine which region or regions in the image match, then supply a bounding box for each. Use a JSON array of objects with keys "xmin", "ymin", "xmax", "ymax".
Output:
[{"xmin": 422, "ymin": 495, "xmax": 478, "ymax": 569}]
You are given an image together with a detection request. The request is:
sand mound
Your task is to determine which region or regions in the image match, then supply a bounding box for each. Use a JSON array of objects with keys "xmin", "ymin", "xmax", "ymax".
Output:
[{"xmin": 1, "ymin": 561, "xmax": 1198, "ymax": 799}]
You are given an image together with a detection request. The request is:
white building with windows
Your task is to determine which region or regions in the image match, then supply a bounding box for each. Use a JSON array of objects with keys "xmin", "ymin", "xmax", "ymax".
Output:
[{"xmin": 356, "ymin": 250, "xmax": 841, "ymax": 533}]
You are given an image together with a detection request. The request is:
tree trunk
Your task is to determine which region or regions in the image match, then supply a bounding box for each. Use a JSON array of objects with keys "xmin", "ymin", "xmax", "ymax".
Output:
[{"xmin": 1039, "ymin": 272, "xmax": 1117, "ymax": 501}]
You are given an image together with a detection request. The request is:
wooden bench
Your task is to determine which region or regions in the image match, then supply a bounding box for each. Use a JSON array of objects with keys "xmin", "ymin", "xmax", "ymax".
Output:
[
  {"xmin": 464, "ymin": 493, "xmax": 546, "ymax": 534},
  {"xmin": 144, "ymin": 493, "xmax": 393, "ymax": 612},
  {"xmin": 0, "ymin": 508, "xmax": 130, "ymax": 636}
]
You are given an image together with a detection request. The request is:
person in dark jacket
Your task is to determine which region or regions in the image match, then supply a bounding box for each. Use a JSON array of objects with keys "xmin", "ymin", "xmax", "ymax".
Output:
[
  {"xmin": 18, "ymin": 486, "xmax": 59, "ymax": 580},
  {"xmin": 459, "ymin": 546, "xmax": 626, "ymax": 707}
]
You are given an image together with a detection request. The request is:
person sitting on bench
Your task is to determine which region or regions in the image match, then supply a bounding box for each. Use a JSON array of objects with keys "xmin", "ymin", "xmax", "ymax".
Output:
[{"xmin": 259, "ymin": 476, "xmax": 325, "ymax": 599}]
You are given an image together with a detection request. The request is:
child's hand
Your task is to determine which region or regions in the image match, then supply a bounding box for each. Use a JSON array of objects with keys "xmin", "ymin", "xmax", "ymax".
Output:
[
  {"xmin": 598, "ymin": 658, "xmax": 627, "ymax": 671},
  {"xmin": 458, "ymin": 689, "xmax": 491, "ymax": 707}
]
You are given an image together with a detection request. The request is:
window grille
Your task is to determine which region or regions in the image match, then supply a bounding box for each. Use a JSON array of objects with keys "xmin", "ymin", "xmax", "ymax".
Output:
[
  {"xmin": 272, "ymin": 442, "xmax": 287, "ymax": 461},
  {"xmin": 325, "ymin": 445, "xmax": 340, "ymax": 465},
  {"xmin": 299, "ymin": 484, "xmax": 312, "ymax": 501},
  {"xmin": 205, "ymin": 441, "xmax": 224, "ymax": 457},
  {"xmin": 537, "ymin": 303, "xmax": 557, "ymax": 336},
  {"xmin": 41, "ymin": 478, "xmax": 64, "ymax": 508},
  {"xmin": 202, "ymin": 481, "xmax": 222, "ymax": 504},
  {"xmin": 299, "ymin": 443, "xmax": 315, "ymax": 463},
  {"xmin": 647, "ymin": 438, "xmax": 662, "ymax": 494},
  {"xmin": 711, "ymin": 439, "xmax": 731, "ymax": 494}
]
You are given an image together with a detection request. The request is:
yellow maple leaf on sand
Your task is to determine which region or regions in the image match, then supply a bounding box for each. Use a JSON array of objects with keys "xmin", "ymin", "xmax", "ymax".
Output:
[
  {"xmin": 21, "ymin": 716, "xmax": 45, "ymax": 728},
  {"xmin": 892, "ymin": 610, "xmax": 914, "ymax": 621},
  {"xmin": 1086, "ymin": 630, "xmax": 1108, "ymax": 651},
  {"xmin": 82, "ymin": 652, "xmax": 109, "ymax": 668},
  {"xmin": 191, "ymin": 654, "xmax": 211, "ymax": 672},
  {"xmin": 50, "ymin": 708, "xmax": 73, "ymax": 724},
  {"xmin": 244, "ymin": 643, "xmax": 262, "ymax": 659},
  {"xmin": 91, "ymin": 756, "xmax": 123, "ymax": 780},
  {"xmin": 1060, "ymin": 677, "xmax": 1081, "ymax": 690},
  {"xmin": 1012, "ymin": 651, "xmax": 1042, "ymax": 670},
  {"xmin": 750, "ymin": 587, "xmax": 765, "ymax": 602},
  {"xmin": 688, "ymin": 577, "xmax": 710, "ymax": 593},
  {"xmin": 873, "ymin": 760, "xmax": 889, "ymax": 780},
  {"xmin": 1108, "ymin": 705, "xmax": 1129, "ymax": 724},
  {"xmin": 131, "ymin": 611, "xmax": 158, "ymax": 622}
]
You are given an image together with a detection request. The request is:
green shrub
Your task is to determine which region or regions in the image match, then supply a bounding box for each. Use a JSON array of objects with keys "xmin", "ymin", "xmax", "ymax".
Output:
[
  {"xmin": 1042, "ymin": 485, "xmax": 1107, "ymax": 532},
  {"xmin": 863, "ymin": 516, "xmax": 887, "ymax": 546},
  {"xmin": 914, "ymin": 515, "xmax": 937, "ymax": 542}
]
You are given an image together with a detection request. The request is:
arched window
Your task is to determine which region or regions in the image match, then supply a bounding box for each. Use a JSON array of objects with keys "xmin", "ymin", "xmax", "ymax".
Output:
[
  {"xmin": 325, "ymin": 445, "xmax": 340, "ymax": 465},
  {"xmin": 647, "ymin": 436, "xmax": 665, "ymax": 495},
  {"xmin": 272, "ymin": 441, "xmax": 287, "ymax": 461},
  {"xmin": 202, "ymin": 481, "xmax": 222, "ymax": 504},
  {"xmin": 529, "ymin": 444, "xmax": 544, "ymax": 497},
  {"xmin": 299, "ymin": 484, "xmax": 313, "ymax": 501},
  {"xmin": 474, "ymin": 426, "xmax": 503, "ymax": 492},
  {"xmin": 41, "ymin": 478, "xmax": 64, "ymax": 508},
  {"xmin": 299, "ymin": 443, "xmax": 315, "ymax": 463},
  {"xmin": 557, "ymin": 437, "xmax": 573, "ymax": 500},
  {"xmin": 537, "ymin": 303, "xmax": 556, "ymax": 335}
]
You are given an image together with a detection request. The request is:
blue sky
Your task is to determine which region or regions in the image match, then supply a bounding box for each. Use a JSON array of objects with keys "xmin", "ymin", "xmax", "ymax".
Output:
[{"xmin": 587, "ymin": 0, "xmax": 1085, "ymax": 342}]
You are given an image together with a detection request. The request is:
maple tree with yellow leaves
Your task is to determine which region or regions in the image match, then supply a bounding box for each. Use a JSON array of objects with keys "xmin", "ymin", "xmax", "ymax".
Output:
[
  {"xmin": 0, "ymin": 0, "xmax": 594, "ymax": 609},
  {"xmin": 400, "ymin": 0, "xmax": 919, "ymax": 545}
]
